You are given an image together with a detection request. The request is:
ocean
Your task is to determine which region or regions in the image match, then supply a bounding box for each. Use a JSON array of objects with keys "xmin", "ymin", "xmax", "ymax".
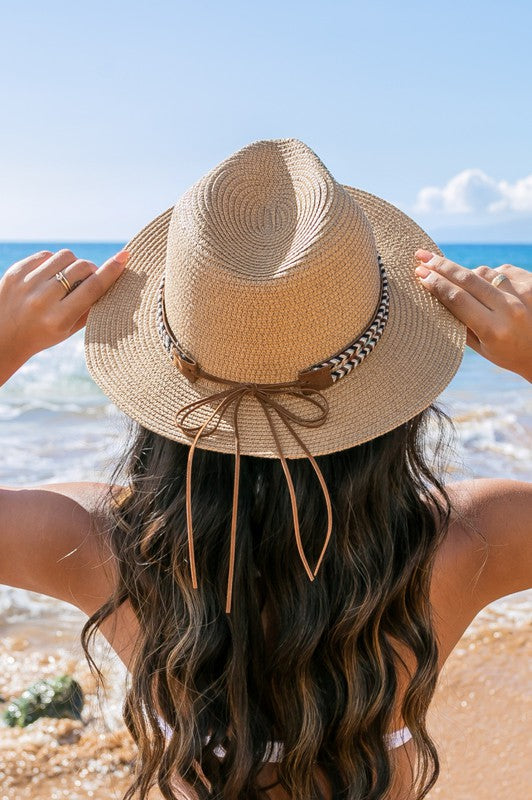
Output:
[
  {"xmin": 1, "ymin": 242, "xmax": 531, "ymax": 482},
  {"xmin": 0, "ymin": 241, "xmax": 530, "ymax": 799},
  {"xmin": 0, "ymin": 243, "xmax": 530, "ymax": 632}
]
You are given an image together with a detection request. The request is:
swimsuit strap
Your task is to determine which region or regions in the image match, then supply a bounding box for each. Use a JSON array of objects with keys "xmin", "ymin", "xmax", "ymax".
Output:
[
  {"xmin": 384, "ymin": 726, "xmax": 413, "ymax": 749},
  {"xmin": 156, "ymin": 715, "xmax": 412, "ymax": 761},
  {"xmin": 255, "ymin": 728, "xmax": 413, "ymax": 762}
]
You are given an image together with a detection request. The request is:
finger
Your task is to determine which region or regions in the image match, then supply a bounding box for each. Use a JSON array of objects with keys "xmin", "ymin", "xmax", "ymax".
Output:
[
  {"xmin": 5, "ymin": 250, "xmax": 54, "ymax": 278},
  {"xmin": 414, "ymin": 264, "xmax": 493, "ymax": 341},
  {"xmin": 487, "ymin": 272, "xmax": 519, "ymax": 296},
  {"xmin": 471, "ymin": 265, "xmax": 521, "ymax": 297},
  {"xmin": 491, "ymin": 263, "xmax": 530, "ymax": 283},
  {"xmin": 471, "ymin": 264, "xmax": 499, "ymax": 281},
  {"xmin": 61, "ymin": 250, "xmax": 130, "ymax": 323},
  {"xmin": 414, "ymin": 251, "xmax": 510, "ymax": 310},
  {"xmin": 45, "ymin": 259, "xmax": 97, "ymax": 299},
  {"xmin": 27, "ymin": 248, "xmax": 78, "ymax": 281},
  {"xmin": 470, "ymin": 263, "xmax": 526, "ymax": 285}
]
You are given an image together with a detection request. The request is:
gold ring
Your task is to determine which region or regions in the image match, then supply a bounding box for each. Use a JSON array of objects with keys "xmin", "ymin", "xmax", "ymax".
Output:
[
  {"xmin": 55, "ymin": 270, "xmax": 73, "ymax": 294},
  {"xmin": 491, "ymin": 273, "xmax": 509, "ymax": 288}
]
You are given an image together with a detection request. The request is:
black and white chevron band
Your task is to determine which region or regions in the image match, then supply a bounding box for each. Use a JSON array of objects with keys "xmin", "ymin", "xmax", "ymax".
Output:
[{"xmin": 307, "ymin": 255, "xmax": 389, "ymax": 383}]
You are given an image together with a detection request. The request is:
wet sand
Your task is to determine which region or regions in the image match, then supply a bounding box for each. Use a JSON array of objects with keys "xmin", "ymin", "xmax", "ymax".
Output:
[
  {"xmin": 0, "ymin": 613, "xmax": 529, "ymax": 800},
  {"xmin": 427, "ymin": 620, "xmax": 530, "ymax": 799}
]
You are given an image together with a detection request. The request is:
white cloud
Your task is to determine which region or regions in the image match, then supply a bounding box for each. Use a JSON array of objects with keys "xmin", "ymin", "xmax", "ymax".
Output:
[{"xmin": 414, "ymin": 169, "xmax": 532, "ymax": 216}]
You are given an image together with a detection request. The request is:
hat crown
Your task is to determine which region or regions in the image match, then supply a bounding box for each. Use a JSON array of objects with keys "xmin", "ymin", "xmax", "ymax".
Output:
[{"xmin": 164, "ymin": 138, "xmax": 382, "ymax": 383}]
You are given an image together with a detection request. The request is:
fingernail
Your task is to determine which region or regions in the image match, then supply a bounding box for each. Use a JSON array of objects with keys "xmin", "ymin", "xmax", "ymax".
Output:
[
  {"xmin": 414, "ymin": 249, "xmax": 436, "ymax": 263},
  {"xmin": 416, "ymin": 266, "xmax": 436, "ymax": 283},
  {"xmin": 114, "ymin": 250, "xmax": 130, "ymax": 265}
]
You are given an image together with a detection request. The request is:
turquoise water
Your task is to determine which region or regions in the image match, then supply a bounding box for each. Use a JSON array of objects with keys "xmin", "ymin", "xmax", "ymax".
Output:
[
  {"xmin": 0, "ymin": 242, "xmax": 530, "ymax": 486},
  {"xmin": 442, "ymin": 243, "xmax": 532, "ymax": 269},
  {"xmin": 0, "ymin": 241, "xmax": 530, "ymax": 627}
]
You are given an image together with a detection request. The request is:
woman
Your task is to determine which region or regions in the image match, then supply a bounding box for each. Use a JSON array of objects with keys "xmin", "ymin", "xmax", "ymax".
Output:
[{"xmin": 0, "ymin": 139, "xmax": 530, "ymax": 800}]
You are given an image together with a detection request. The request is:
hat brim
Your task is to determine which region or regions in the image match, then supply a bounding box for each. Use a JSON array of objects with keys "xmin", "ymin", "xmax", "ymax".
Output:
[{"xmin": 84, "ymin": 186, "xmax": 465, "ymax": 458}]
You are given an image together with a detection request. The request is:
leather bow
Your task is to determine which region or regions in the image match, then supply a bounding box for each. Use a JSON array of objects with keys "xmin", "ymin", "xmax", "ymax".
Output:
[{"xmin": 173, "ymin": 370, "xmax": 333, "ymax": 614}]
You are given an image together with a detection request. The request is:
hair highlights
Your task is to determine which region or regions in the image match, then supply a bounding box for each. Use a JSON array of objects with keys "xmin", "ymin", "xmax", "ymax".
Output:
[{"xmin": 81, "ymin": 402, "xmax": 461, "ymax": 799}]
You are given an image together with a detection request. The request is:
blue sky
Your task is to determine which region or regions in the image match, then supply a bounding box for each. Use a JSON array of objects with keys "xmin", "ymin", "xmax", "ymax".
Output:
[{"xmin": 0, "ymin": 0, "xmax": 531, "ymax": 242}]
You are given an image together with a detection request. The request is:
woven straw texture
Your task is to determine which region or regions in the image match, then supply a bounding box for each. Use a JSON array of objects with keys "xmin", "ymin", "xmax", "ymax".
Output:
[{"xmin": 85, "ymin": 138, "xmax": 466, "ymax": 459}]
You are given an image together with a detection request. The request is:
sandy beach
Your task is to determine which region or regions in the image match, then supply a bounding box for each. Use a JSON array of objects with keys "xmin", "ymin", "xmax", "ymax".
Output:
[{"xmin": 0, "ymin": 602, "xmax": 529, "ymax": 800}]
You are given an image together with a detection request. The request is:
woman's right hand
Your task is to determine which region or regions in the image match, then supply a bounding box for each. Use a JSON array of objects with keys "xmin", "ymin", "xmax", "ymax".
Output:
[
  {"xmin": 0, "ymin": 248, "xmax": 129, "ymax": 386},
  {"xmin": 414, "ymin": 249, "xmax": 532, "ymax": 383}
]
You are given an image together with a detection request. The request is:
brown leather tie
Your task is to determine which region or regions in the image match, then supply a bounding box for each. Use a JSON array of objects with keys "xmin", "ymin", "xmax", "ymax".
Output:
[{"xmin": 173, "ymin": 358, "xmax": 334, "ymax": 614}]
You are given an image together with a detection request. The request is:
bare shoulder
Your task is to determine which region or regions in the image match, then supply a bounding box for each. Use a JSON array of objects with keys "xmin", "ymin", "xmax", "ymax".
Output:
[
  {"xmin": 441, "ymin": 477, "xmax": 532, "ymax": 601},
  {"xmin": 29, "ymin": 480, "xmax": 124, "ymax": 515},
  {"xmin": 430, "ymin": 477, "xmax": 532, "ymax": 659},
  {"xmin": 0, "ymin": 480, "xmax": 123, "ymax": 609}
]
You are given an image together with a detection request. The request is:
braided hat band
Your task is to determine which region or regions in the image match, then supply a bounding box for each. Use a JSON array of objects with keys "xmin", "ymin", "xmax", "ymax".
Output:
[
  {"xmin": 156, "ymin": 255, "xmax": 389, "ymax": 613},
  {"xmin": 157, "ymin": 255, "xmax": 390, "ymax": 389}
]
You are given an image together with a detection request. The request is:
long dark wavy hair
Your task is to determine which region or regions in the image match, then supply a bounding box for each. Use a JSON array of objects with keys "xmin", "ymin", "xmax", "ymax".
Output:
[{"xmin": 80, "ymin": 400, "xmax": 469, "ymax": 800}]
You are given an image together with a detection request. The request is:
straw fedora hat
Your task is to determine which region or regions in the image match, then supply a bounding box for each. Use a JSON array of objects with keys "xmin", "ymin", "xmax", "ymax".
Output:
[{"xmin": 85, "ymin": 138, "xmax": 466, "ymax": 461}]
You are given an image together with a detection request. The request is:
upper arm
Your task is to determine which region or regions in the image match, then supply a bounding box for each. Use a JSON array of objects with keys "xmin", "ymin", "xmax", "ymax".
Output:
[
  {"xmin": 0, "ymin": 482, "xmax": 119, "ymax": 611},
  {"xmin": 448, "ymin": 477, "xmax": 532, "ymax": 613},
  {"xmin": 1, "ymin": 476, "xmax": 530, "ymax": 615}
]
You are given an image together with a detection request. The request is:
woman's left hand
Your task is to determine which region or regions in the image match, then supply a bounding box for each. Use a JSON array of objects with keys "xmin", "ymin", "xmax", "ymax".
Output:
[
  {"xmin": 414, "ymin": 248, "xmax": 532, "ymax": 382},
  {"xmin": 0, "ymin": 248, "xmax": 129, "ymax": 385}
]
